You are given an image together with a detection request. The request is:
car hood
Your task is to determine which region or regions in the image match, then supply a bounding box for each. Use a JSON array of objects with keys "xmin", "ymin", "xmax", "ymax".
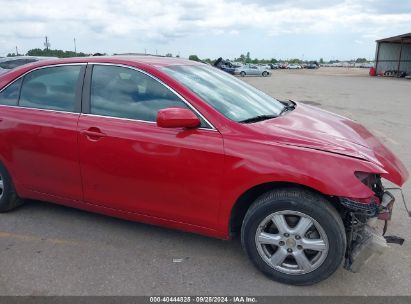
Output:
[{"xmin": 246, "ymin": 102, "xmax": 408, "ymax": 186}]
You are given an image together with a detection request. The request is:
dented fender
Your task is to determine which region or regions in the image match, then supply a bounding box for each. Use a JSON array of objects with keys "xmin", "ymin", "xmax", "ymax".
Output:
[{"xmin": 218, "ymin": 135, "xmax": 402, "ymax": 234}]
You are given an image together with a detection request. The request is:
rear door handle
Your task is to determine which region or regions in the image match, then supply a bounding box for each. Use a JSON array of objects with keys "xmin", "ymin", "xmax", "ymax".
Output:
[{"xmin": 81, "ymin": 127, "xmax": 106, "ymax": 140}]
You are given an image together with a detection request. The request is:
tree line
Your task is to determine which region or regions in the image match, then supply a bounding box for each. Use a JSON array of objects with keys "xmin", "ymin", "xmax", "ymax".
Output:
[
  {"xmin": 189, "ymin": 53, "xmax": 370, "ymax": 65},
  {"xmin": 7, "ymin": 48, "xmax": 90, "ymax": 58},
  {"xmin": 5, "ymin": 48, "xmax": 370, "ymax": 64},
  {"xmin": 189, "ymin": 53, "xmax": 281, "ymax": 65}
]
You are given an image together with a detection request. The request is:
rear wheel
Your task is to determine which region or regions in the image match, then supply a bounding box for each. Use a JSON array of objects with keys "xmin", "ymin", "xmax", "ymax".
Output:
[
  {"xmin": 262, "ymin": 71, "xmax": 269, "ymax": 77},
  {"xmin": 240, "ymin": 71, "xmax": 246, "ymax": 77},
  {"xmin": 241, "ymin": 188, "xmax": 346, "ymax": 285},
  {"xmin": 0, "ymin": 163, "xmax": 23, "ymax": 212}
]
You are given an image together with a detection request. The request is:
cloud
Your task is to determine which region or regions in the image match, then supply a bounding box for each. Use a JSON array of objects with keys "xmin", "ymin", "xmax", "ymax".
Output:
[
  {"xmin": 234, "ymin": 0, "xmax": 345, "ymax": 9},
  {"xmin": 358, "ymin": 0, "xmax": 411, "ymax": 14},
  {"xmin": 0, "ymin": 0, "xmax": 410, "ymax": 57}
]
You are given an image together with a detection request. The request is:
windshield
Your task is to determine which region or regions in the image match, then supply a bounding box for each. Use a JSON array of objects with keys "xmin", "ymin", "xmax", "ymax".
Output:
[{"xmin": 161, "ymin": 65, "xmax": 284, "ymax": 122}]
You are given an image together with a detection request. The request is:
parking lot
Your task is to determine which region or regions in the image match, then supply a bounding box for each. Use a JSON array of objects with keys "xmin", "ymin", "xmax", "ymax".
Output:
[{"xmin": 0, "ymin": 67, "xmax": 410, "ymax": 296}]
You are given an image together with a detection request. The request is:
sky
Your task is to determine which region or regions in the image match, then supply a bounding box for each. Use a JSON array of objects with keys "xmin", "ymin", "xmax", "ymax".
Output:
[{"xmin": 1, "ymin": 0, "xmax": 411, "ymax": 61}]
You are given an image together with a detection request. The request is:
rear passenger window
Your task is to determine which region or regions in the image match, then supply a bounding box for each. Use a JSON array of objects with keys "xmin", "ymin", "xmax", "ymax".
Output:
[
  {"xmin": 90, "ymin": 65, "xmax": 188, "ymax": 122},
  {"xmin": 20, "ymin": 66, "xmax": 82, "ymax": 112},
  {"xmin": 0, "ymin": 78, "xmax": 22, "ymax": 106}
]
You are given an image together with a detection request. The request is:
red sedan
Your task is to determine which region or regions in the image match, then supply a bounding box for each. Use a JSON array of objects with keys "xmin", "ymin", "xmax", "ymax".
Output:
[{"xmin": 0, "ymin": 56, "xmax": 408, "ymax": 285}]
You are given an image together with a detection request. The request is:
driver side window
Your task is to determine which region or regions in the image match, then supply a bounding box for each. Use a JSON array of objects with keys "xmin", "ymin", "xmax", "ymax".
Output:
[{"xmin": 90, "ymin": 65, "xmax": 189, "ymax": 122}]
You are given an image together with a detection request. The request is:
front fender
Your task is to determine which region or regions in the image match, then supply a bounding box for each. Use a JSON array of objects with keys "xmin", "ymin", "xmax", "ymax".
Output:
[{"xmin": 218, "ymin": 138, "xmax": 387, "ymax": 236}]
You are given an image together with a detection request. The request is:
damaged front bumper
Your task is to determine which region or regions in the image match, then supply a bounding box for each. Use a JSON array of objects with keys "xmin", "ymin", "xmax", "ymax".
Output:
[
  {"xmin": 341, "ymin": 189, "xmax": 406, "ymax": 272},
  {"xmin": 344, "ymin": 219, "xmax": 388, "ymax": 272}
]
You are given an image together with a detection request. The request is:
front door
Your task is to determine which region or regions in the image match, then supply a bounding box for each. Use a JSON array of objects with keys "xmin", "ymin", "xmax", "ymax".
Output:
[{"xmin": 78, "ymin": 64, "xmax": 225, "ymax": 229}]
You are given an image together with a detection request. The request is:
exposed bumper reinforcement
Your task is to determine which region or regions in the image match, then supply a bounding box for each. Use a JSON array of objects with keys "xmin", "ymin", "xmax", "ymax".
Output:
[
  {"xmin": 347, "ymin": 225, "xmax": 388, "ymax": 272},
  {"xmin": 343, "ymin": 189, "xmax": 406, "ymax": 272}
]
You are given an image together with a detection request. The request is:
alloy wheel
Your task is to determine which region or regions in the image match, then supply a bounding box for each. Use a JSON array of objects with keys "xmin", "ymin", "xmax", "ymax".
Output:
[{"xmin": 255, "ymin": 210, "xmax": 329, "ymax": 275}]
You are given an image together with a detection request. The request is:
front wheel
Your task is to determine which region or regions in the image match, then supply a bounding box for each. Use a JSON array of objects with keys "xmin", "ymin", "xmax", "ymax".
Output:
[
  {"xmin": 240, "ymin": 71, "xmax": 246, "ymax": 77},
  {"xmin": 241, "ymin": 188, "xmax": 346, "ymax": 285}
]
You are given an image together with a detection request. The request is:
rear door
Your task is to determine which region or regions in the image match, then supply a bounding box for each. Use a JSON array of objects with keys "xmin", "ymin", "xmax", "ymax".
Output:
[
  {"xmin": 78, "ymin": 64, "xmax": 225, "ymax": 228},
  {"xmin": 0, "ymin": 64, "xmax": 86, "ymax": 200}
]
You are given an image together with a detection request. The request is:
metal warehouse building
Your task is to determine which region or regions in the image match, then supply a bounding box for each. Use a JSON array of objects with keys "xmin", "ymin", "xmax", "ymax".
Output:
[{"xmin": 375, "ymin": 32, "xmax": 411, "ymax": 77}]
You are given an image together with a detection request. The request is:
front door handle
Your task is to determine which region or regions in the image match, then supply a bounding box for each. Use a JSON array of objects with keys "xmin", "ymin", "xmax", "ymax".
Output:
[{"xmin": 81, "ymin": 127, "xmax": 106, "ymax": 140}]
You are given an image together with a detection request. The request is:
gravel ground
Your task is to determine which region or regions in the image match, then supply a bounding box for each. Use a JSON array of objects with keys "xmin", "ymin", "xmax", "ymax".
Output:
[{"xmin": 0, "ymin": 67, "xmax": 410, "ymax": 295}]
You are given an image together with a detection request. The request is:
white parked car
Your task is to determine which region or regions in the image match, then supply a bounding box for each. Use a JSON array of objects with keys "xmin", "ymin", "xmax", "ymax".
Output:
[
  {"xmin": 287, "ymin": 64, "xmax": 302, "ymax": 69},
  {"xmin": 234, "ymin": 64, "xmax": 271, "ymax": 77}
]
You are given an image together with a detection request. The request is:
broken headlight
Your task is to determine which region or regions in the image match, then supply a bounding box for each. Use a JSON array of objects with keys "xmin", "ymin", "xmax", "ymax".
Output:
[
  {"xmin": 338, "ymin": 172, "xmax": 383, "ymax": 217},
  {"xmin": 354, "ymin": 171, "xmax": 384, "ymax": 197}
]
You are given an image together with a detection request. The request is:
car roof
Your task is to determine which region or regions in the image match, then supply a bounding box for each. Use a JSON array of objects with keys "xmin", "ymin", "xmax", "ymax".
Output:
[
  {"xmin": 0, "ymin": 56, "xmax": 57, "ymax": 63},
  {"xmin": 0, "ymin": 55, "xmax": 204, "ymax": 89},
  {"xmin": 20, "ymin": 55, "xmax": 202, "ymax": 70}
]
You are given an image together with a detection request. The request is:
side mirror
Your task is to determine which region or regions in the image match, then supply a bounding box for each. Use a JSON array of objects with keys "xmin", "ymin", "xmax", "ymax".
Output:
[{"xmin": 156, "ymin": 107, "xmax": 200, "ymax": 129}]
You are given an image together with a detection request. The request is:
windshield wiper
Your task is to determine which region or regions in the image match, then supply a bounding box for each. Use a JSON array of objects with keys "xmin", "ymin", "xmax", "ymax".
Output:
[
  {"xmin": 279, "ymin": 103, "xmax": 296, "ymax": 116},
  {"xmin": 239, "ymin": 115, "xmax": 278, "ymax": 124}
]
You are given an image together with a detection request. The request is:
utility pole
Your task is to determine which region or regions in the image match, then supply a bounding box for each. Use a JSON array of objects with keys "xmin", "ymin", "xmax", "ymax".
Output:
[
  {"xmin": 44, "ymin": 36, "xmax": 50, "ymax": 51},
  {"xmin": 74, "ymin": 38, "xmax": 77, "ymax": 55},
  {"xmin": 15, "ymin": 46, "xmax": 18, "ymax": 56}
]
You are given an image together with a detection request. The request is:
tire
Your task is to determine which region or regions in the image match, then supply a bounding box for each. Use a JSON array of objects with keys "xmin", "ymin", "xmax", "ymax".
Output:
[
  {"xmin": 262, "ymin": 71, "xmax": 269, "ymax": 77},
  {"xmin": 241, "ymin": 188, "xmax": 346, "ymax": 285},
  {"xmin": 0, "ymin": 163, "xmax": 23, "ymax": 212},
  {"xmin": 240, "ymin": 71, "xmax": 246, "ymax": 77}
]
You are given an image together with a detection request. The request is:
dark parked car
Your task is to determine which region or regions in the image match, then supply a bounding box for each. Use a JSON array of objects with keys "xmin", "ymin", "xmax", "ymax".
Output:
[
  {"xmin": 306, "ymin": 62, "xmax": 319, "ymax": 69},
  {"xmin": 220, "ymin": 64, "xmax": 237, "ymax": 74},
  {"xmin": 268, "ymin": 63, "xmax": 279, "ymax": 69},
  {"xmin": 213, "ymin": 57, "xmax": 241, "ymax": 74}
]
